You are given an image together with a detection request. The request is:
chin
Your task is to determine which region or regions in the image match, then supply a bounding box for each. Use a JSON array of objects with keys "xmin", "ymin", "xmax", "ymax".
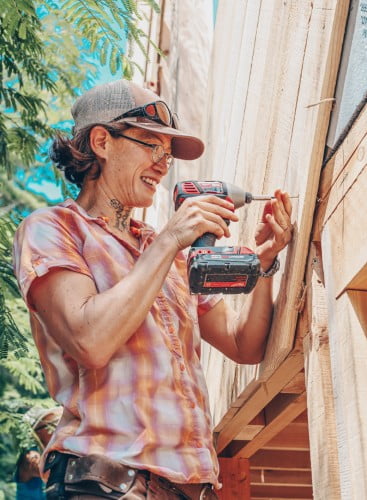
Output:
[{"xmin": 136, "ymin": 198, "xmax": 155, "ymax": 208}]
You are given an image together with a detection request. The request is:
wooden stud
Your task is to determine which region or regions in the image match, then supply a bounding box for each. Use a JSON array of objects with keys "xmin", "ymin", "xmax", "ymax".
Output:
[{"xmin": 217, "ymin": 457, "xmax": 251, "ymax": 500}]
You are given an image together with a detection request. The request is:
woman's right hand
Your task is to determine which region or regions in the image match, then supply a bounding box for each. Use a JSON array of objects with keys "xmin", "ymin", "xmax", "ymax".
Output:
[{"xmin": 163, "ymin": 195, "xmax": 239, "ymax": 251}]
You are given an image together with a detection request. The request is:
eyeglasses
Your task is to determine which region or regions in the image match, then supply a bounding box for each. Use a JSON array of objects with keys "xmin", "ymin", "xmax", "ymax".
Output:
[
  {"xmin": 111, "ymin": 101, "xmax": 178, "ymax": 129},
  {"xmin": 116, "ymin": 133, "xmax": 174, "ymax": 168}
]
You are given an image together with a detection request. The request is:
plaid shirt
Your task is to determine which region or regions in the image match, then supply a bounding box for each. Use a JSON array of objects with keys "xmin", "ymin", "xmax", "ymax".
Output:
[{"xmin": 13, "ymin": 199, "xmax": 221, "ymax": 486}]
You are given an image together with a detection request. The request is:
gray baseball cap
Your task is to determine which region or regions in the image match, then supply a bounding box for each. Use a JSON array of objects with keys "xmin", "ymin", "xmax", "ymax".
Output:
[{"xmin": 71, "ymin": 80, "xmax": 205, "ymax": 161}]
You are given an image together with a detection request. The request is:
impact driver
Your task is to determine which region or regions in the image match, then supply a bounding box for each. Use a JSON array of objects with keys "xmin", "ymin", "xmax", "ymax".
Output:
[{"xmin": 173, "ymin": 180, "xmax": 277, "ymax": 294}]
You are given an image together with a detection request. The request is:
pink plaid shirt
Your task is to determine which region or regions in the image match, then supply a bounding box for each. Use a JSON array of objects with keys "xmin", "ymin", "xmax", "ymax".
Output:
[{"xmin": 13, "ymin": 199, "xmax": 221, "ymax": 486}]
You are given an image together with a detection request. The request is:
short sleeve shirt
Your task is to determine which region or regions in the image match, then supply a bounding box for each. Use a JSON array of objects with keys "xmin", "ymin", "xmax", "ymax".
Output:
[{"xmin": 13, "ymin": 199, "xmax": 221, "ymax": 486}]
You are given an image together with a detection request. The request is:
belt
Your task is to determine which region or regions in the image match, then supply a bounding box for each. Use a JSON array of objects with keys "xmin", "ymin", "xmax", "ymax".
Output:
[
  {"xmin": 148, "ymin": 472, "xmax": 217, "ymax": 499},
  {"xmin": 44, "ymin": 451, "xmax": 217, "ymax": 499}
]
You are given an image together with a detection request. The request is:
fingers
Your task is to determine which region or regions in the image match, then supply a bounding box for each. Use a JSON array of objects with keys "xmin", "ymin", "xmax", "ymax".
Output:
[
  {"xmin": 193, "ymin": 199, "xmax": 237, "ymax": 239},
  {"xmin": 270, "ymin": 189, "xmax": 293, "ymax": 232},
  {"xmin": 282, "ymin": 191, "xmax": 293, "ymax": 217},
  {"xmin": 166, "ymin": 195, "xmax": 239, "ymax": 250}
]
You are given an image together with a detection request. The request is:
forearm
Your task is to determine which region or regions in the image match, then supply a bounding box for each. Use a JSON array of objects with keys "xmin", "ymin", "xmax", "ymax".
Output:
[{"xmin": 234, "ymin": 276, "xmax": 273, "ymax": 364}]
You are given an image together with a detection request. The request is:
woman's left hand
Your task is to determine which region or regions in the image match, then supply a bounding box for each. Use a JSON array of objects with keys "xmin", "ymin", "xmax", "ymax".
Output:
[{"xmin": 254, "ymin": 189, "xmax": 293, "ymax": 271}]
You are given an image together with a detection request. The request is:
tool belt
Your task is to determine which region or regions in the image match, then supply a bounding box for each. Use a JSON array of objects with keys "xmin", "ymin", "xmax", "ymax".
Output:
[{"xmin": 44, "ymin": 451, "xmax": 218, "ymax": 499}]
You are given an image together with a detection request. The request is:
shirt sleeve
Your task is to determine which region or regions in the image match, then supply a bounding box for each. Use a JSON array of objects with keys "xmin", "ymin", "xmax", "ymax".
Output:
[
  {"xmin": 197, "ymin": 293, "xmax": 223, "ymax": 316},
  {"xmin": 13, "ymin": 208, "xmax": 93, "ymax": 310}
]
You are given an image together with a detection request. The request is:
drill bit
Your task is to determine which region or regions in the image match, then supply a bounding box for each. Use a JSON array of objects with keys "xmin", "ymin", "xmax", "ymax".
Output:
[{"xmin": 245, "ymin": 194, "xmax": 299, "ymax": 203}]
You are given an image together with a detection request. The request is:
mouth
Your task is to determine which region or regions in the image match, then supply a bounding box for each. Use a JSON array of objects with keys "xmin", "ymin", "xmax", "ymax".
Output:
[{"xmin": 141, "ymin": 176, "xmax": 158, "ymax": 189}]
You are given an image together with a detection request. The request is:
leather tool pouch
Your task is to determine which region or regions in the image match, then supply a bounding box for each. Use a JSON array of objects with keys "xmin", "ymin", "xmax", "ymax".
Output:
[{"xmin": 45, "ymin": 452, "xmax": 138, "ymax": 499}]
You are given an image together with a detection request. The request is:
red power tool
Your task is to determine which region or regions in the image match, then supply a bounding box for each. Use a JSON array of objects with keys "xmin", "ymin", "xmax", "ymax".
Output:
[{"xmin": 173, "ymin": 180, "xmax": 274, "ymax": 294}]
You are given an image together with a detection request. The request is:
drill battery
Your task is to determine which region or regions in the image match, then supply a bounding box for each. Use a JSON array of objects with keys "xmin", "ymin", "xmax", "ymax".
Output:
[{"xmin": 188, "ymin": 246, "xmax": 260, "ymax": 294}]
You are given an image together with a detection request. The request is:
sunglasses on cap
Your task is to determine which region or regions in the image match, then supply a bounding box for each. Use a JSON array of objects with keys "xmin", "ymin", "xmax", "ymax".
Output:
[{"xmin": 110, "ymin": 101, "xmax": 179, "ymax": 129}]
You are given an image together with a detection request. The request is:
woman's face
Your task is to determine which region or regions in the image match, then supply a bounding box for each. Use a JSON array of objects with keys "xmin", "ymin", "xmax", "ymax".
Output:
[{"xmin": 102, "ymin": 127, "xmax": 173, "ymax": 208}]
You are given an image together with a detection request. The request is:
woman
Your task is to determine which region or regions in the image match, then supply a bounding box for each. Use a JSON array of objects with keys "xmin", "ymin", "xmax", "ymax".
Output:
[{"xmin": 13, "ymin": 79, "xmax": 292, "ymax": 499}]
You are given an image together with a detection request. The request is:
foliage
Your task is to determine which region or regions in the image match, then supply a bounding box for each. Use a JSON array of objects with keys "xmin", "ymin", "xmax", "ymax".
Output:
[
  {"xmin": 59, "ymin": 0, "xmax": 161, "ymax": 78},
  {"xmin": 0, "ymin": 214, "xmax": 28, "ymax": 360}
]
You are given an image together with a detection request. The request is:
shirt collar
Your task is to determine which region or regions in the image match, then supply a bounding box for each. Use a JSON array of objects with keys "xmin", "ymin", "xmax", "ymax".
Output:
[{"xmin": 59, "ymin": 198, "xmax": 156, "ymax": 240}]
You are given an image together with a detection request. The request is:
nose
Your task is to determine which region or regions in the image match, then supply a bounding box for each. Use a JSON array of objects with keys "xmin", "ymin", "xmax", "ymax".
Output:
[{"xmin": 153, "ymin": 156, "xmax": 171, "ymax": 174}]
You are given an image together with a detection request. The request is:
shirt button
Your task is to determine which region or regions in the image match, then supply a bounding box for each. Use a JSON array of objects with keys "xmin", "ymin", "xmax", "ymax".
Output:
[
  {"xmin": 179, "ymin": 363, "xmax": 185, "ymax": 371},
  {"xmin": 189, "ymin": 401, "xmax": 195, "ymax": 408}
]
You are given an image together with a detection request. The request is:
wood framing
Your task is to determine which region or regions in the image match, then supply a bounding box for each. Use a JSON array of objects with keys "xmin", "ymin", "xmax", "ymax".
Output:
[{"xmin": 217, "ymin": 457, "xmax": 251, "ymax": 500}]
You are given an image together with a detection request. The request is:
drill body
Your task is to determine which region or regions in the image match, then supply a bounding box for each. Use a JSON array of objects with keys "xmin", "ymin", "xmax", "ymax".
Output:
[{"xmin": 173, "ymin": 180, "xmax": 261, "ymax": 294}]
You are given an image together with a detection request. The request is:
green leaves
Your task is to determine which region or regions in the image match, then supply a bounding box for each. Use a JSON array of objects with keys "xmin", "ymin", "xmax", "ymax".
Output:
[
  {"xmin": 3, "ymin": 353, "xmax": 45, "ymax": 393},
  {"xmin": 0, "ymin": 215, "xmax": 28, "ymax": 360},
  {"xmin": 58, "ymin": 0, "xmax": 161, "ymax": 77},
  {"xmin": 0, "ymin": 0, "xmax": 57, "ymax": 174}
]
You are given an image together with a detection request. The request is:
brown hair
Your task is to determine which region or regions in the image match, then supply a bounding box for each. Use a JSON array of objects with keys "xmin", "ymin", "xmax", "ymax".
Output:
[{"xmin": 50, "ymin": 122, "xmax": 129, "ymax": 188}]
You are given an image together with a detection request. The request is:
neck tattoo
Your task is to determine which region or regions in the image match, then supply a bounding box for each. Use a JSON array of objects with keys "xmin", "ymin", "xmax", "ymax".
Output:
[{"xmin": 109, "ymin": 199, "xmax": 131, "ymax": 232}]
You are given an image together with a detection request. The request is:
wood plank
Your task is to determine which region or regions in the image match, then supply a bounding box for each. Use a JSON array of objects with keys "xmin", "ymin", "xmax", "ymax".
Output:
[
  {"xmin": 322, "ymin": 162, "xmax": 367, "ymax": 296},
  {"xmin": 251, "ymin": 484, "xmax": 313, "ymax": 499},
  {"xmin": 217, "ymin": 457, "xmax": 250, "ymax": 500},
  {"xmin": 323, "ymin": 130, "xmax": 367, "ymax": 226},
  {"xmin": 232, "ymin": 392, "xmax": 307, "ymax": 458},
  {"xmin": 281, "ymin": 371, "xmax": 305, "ymax": 394},
  {"xmin": 321, "ymin": 225, "xmax": 367, "ymax": 498},
  {"xmin": 201, "ymin": 0, "xmax": 253, "ymax": 179},
  {"xmin": 293, "ymin": 410, "xmax": 308, "ymax": 424},
  {"xmin": 264, "ymin": 423, "xmax": 310, "ymax": 451},
  {"xmin": 319, "ymin": 103, "xmax": 367, "ymax": 203},
  {"xmin": 302, "ymin": 242, "xmax": 341, "ymax": 499},
  {"xmin": 236, "ymin": 412, "xmax": 265, "ymax": 441},
  {"xmin": 347, "ymin": 261, "xmax": 367, "ymax": 291},
  {"xmin": 250, "ymin": 450, "xmax": 311, "ymax": 471},
  {"xmin": 234, "ymin": 423, "xmax": 309, "ymax": 454},
  {"xmin": 216, "ymin": 350, "xmax": 304, "ymax": 453},
  {"xmin": 250, "ymin": 469, "xmax": 312, "ymax": 486},
  {"xmin": 347, "ymin": 290, "xmax": 367, "ymax": 337}
]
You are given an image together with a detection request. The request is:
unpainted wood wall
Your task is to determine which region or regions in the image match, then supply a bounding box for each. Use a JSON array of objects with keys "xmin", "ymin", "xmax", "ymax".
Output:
[
  {"xmin": 198, "ymin": 0, "xmax": 367, "ymax": 498},
  {"xmin": 199, "ymin": 0, "xmax": 350, "ymax": 428}
]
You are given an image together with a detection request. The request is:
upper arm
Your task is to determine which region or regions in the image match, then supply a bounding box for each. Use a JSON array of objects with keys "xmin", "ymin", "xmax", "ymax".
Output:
[
  {"xmin": 13, "ymin": 208, "xmax": 93, "ymax": 310},
  {"xmin": 29, "ymin": 267, "xmax": 98, "ymax": 362}
]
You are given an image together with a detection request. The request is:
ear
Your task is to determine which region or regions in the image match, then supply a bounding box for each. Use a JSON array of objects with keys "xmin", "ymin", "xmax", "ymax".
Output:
[{"xmin": 89, "ymin": 126, "xmax": 111, "ymax": 160}]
